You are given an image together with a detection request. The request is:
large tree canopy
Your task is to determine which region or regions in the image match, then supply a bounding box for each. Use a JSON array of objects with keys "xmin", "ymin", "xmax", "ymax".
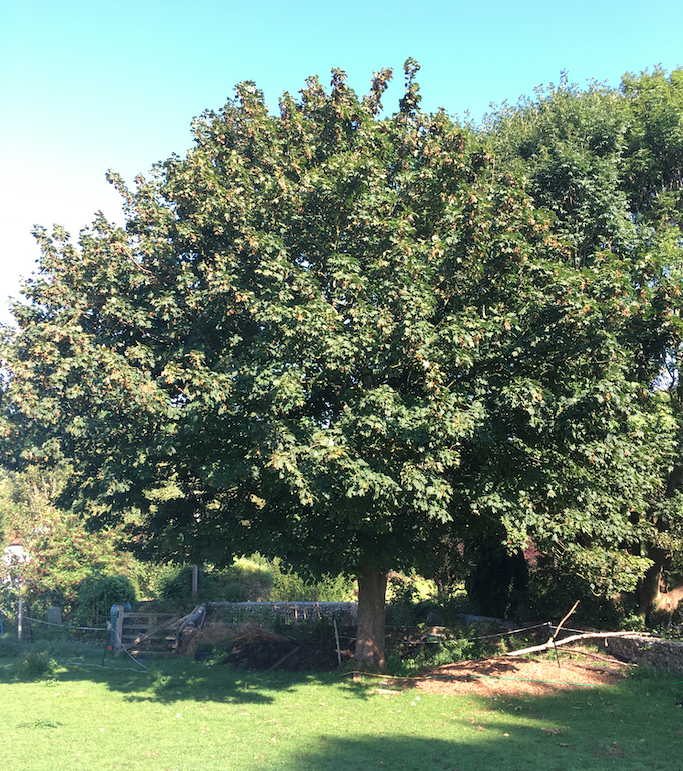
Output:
[{"xmin": 3, "ymin": 62, "xmax": 683, "ymax": 667}]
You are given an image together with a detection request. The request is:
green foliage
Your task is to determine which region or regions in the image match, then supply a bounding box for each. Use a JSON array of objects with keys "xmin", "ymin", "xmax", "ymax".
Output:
[
  {"xmin": 0, "ymin": 466, "xmax": 71, "ymax": 550},
  {"xmin": 147, "ymin": 556, "xmax": 352, "ymax": 608},
  {"xmin": 270, "ymin": 562, "xmax": 354, "ymax": 602},
  {"xmin": 21, "ymin": 513, "xmax": 133, "ymax": 613},
  {"xmin": 223, "ymin": 580, "xmax": 249, "ymax": 602},
  {"xmin": 0, "ymin": 636, "xmax": 21, "ymax": 657},
  {"xmin": 478, "ymin": 68, "xmax": 683, "ymax": 617},
  {"xmin": 269, "ymin": 612, "xmax": 343, "ymax": 642},
  {"xmin": 229, "ymin": 555, "xmax": 275, "ymax": 599},
  {"xmin": 386, "ymin": 629, "xmax": 501, "ymax": 677},
  {"xmin": 19, "ymin": 650, "xmax": 56, "ymax": 678},
  {"xmin": 151, "ymin": 556, "xmax": 274, "ymax": 606},
  {"xmin": 154, "ymin": 564, "xmax": 217, "ymax": 605},
  {"xmin": 126, "ymin": 559, "xmax": 169, "ymax": 600},
  {"xmin": 73, "ymin": 574, "xmax": 137, "ymax": 626},
  {"xmin": 385, "ymin": 575, "xmax": 421, "ymax": 626},
  {"xmin": 1, "ymin": 63, "xmax": 567, "ymax": 590},
  {"xmin": 5, "ymin": 62, "xmax": 683, "ymax": 639},
  {"xmin": 16, "ymin": 718, "xmax": 63, "ymax": 729}
]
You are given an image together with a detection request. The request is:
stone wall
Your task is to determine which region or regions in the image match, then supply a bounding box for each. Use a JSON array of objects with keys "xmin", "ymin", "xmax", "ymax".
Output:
[
  {"xmin": 209, "ymin": 601, "xmax": 358, "ymax": 626},
  {"xmin": 599, "ymin": 634, "xmax": 683, "ymax": 674}
]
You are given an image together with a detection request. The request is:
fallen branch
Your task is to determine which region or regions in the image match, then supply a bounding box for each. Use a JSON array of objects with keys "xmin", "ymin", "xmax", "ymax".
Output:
[{"xmin": 507, "ymin": 630, "xmax": 646, "ymax": 657}]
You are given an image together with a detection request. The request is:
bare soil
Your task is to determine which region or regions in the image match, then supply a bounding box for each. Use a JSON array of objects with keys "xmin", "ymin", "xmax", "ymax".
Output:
[{"xmin": 411, "ymin": 653, "xmax": 628, "ymax": 697}]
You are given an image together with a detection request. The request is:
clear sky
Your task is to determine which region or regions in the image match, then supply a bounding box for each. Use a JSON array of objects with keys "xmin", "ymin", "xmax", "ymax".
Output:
[{"xmin": 1, "ymin": 0, "xmax": 682, "ymax": 327}]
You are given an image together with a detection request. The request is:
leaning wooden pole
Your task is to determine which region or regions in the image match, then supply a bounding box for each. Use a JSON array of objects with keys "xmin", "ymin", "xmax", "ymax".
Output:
[{"xmin": 552, "ymin": 600, "xmax": 580, "ymax": 640}]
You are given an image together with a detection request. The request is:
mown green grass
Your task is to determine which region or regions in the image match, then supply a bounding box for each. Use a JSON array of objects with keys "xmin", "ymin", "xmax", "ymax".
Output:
[{"xmin": 2, "ymin": 641, "xmax": 682, "ymax": 770}]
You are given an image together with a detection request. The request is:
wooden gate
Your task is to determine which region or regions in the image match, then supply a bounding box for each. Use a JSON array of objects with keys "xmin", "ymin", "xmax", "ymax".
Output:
[{"xmin": 112, "ymin": 611, "xmax": 180, "ymax": 656}]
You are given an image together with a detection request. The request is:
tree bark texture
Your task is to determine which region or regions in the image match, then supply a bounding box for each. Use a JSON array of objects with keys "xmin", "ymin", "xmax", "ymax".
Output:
[
  {"xmin": 354, "ymin": 566, "xmax": 387, "ymax": 673},
  {"xmin": 637, "ymin": 546, "xmax": 683, "ymax": 622},
  {"xmin": 636, "ymin": 464, "xmax": 683, "ymax": 622}
]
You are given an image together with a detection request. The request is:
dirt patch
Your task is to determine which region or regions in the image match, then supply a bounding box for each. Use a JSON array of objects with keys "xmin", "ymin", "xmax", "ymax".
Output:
[
  {"xmin": 222, "ymin": 631, "xmax": 353, "ymax": 672},
  {"xmin": 412, "ymin": 652, "xmax": 628, "ymax": 697}
]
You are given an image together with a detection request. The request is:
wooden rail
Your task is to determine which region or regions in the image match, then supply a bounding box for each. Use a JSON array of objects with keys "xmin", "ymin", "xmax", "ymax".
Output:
[{"xmin": 112, "ymin": 611, "xmax": 180, "ymax": 655}]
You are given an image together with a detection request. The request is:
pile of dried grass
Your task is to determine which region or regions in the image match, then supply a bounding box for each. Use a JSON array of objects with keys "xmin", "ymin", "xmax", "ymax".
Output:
[{"xmin": 180, "ymin": 621, "xmax": 274, "ymax": 656}]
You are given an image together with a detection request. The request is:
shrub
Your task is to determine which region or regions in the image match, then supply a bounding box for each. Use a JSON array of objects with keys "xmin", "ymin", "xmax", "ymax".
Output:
[
  {"xmin": 20, "ymin": 650, "xmax": 56, "ymax": 678},
  {"xmin": 228, "ymin": 555, "xmax": 274, "ymax": 600},
  {"xmin": 22, "ymin": 513, "xmax": 133, "ymax": 614},
  {"xmin": 0, "ymin": 636, "xmax": 21, "ymax": 657},
  {"xmin": 73, "ymin": 574, "xmax": 137, "ymax": 626},
  {"xmin": 270, "ymin": 562, "xmax": 355, "ymax": 602},
  {"xmin": 155, "ymin": 564, "xmax": 216, "ymax": 605},
  {"xmin": 223, "ymin": 581, "xmax": 249, "ymax": 602}
]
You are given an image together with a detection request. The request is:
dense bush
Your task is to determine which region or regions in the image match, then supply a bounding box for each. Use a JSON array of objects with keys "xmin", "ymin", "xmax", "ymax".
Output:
[
  {"xmin": 151, "ymin": 557, "xmax": 274, "ymax": 607},
  {"xmin": 22, "ymin": 513, "xmax": 133, "ymax": 614},
  {"xmin": 270, "ymin": 563, "xmax": 355, "ymax": 602},
  {"xmin": 72, "ymin": 574, "xmax": 137, "ymax": 626},
  {"xmin": 20, "ymin": 650, "xmax": 56, "ymax": 678},
  {"xmin": 229, "ymin": 555, "xmax": 275, "ymax": 600}
]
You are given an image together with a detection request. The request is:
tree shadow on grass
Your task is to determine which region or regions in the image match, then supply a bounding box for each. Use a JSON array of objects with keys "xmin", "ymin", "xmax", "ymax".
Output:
[
  {"xmin": 265, "ymin": 731, "xmax": 677, "ymax": 771},
  {"xmin": 0, "ymin": 650, "xmax": 359, "ymax": 706},
  {"xmin": 260, "ymin": 672, "xmax": 682, "ymax": 771},
  {"xmin": 267, "ymin": 674, "xmax": 683, "ymax": 771}
]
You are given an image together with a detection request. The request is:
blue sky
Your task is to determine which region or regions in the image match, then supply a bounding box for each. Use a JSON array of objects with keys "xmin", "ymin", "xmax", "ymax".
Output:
[{"xmin": 1, "ymin": 0, "xmax": 682, "ymax": 327}]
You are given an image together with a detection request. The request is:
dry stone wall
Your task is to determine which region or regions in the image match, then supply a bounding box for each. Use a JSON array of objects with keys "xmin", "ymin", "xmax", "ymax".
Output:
[
  {"xmin": 210, "ymin": 601, "xmax": 358, "ymax": 626},
  {"xmin": 599, "ymin": 634, "xmax": 683, "ymax": 673}
]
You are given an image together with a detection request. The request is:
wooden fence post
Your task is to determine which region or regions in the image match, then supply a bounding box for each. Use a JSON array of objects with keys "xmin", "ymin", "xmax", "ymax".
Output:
[
  {"xmin": 192, "ymin": 565, "xmax": 198, "ymax": 598},
  {"xmin": 114, "ymin": 607, "xmax": 125, "ymax": 654}
]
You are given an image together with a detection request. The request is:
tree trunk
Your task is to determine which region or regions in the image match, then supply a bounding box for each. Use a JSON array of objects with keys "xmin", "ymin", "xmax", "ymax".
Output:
[
  {"xmin": 637, "ymin": 546, "xmax": 673, "ymax": 622},
  {"xmin": 354, "ymin": 566, "xmax": 387, "ymax": 673},
  {"xmin": 637, "ymin": 549, "xmax": 667, "ymax": 620},
  {"xmin": 636, "ymin": 545, "xmax": 683, "ymax": 623},
  {"xmin": 635, "ymin": 464, "xmax": 683, "ymax": 622}
]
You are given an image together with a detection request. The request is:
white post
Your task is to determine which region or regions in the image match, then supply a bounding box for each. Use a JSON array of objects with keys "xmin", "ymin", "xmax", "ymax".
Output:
[{"xmin": 17, "ymin": 577, "xmax": 23, "ymax": 641}]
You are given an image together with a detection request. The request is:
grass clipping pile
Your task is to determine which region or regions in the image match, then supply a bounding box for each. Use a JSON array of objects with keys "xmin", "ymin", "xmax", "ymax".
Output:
[
  {"xmin": 223, "ymin": 629, "xmax": 354, "ymax": 672},
  {"xmin": 184, "ymin": 622, "xmax": 354, "ymax": 672}
]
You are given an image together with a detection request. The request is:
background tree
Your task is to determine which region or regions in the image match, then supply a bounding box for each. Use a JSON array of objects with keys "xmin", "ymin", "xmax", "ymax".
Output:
[
  {"xmin": 481, "ymin": 68, "xmax": 683, "ymax": 621},
  {"xmin": 0, "ymin": 466, "xmax": 135, "ymax": 613}
]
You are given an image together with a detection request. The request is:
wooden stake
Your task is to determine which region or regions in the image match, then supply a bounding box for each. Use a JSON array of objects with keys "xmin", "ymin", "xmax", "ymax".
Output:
[
  {"xmin": 191, "ymin": 565, "xmax": 198, "ymax": 598},
  {"xmin": 267, "ymin": 646, "xmax": 300, "ymax": 671},
  {"xmin": 333, "ymin": 619, "xmax": 342, "ymax": 665}
]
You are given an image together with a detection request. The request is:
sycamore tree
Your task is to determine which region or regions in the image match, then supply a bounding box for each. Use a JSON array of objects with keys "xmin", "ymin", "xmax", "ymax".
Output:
[{"xmin": 2, "ymin": 61, "xmax": 675, "ymax": 668}]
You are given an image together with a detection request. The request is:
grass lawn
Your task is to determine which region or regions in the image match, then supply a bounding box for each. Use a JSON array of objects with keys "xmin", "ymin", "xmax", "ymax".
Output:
[{"xmin": 2, "ymin": 640, "xmax": 683, "ymax": 770}]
